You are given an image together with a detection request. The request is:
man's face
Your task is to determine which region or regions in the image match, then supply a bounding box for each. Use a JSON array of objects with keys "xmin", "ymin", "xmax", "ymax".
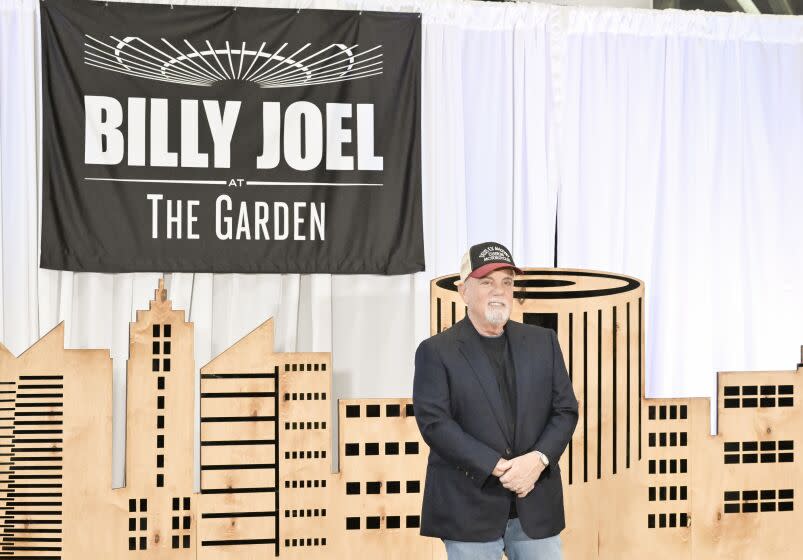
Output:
[{"xmin": 459, "ymin": 268, "xmax": 515, "ymax": 326}]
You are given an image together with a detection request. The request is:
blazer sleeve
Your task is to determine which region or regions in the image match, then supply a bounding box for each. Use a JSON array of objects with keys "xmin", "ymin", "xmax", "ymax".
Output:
[
  {"xmin": 531, "ymin": 329, "xmax": 579, "ymax": 466},
  {"xmin": 413, "ymin": 339, "xmax": 501, "ymax": 488}
]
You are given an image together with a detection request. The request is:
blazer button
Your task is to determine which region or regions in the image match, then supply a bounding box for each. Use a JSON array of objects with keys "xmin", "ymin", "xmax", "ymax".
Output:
[
  {"xmin": 465, "ymin": 471, "xmax": 469, "ymax": 476},
  {"xmin": 505, "ymin": 447, "xmax": 512, "ymax": 456}
]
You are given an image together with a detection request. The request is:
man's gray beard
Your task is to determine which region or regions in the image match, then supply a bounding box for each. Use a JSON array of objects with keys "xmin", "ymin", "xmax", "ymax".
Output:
[{"xmin": 485, "ymin": 306, "xmax": 510, "ymax": 326}]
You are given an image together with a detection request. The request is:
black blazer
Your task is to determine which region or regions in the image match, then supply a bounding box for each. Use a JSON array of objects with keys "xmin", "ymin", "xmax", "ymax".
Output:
[{"xmin": 413, "ymin": 317, "xmax": 579, "ymax": 542}]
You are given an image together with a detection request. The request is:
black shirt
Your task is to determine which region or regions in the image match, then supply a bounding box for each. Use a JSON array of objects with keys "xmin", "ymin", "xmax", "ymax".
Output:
[{"xmin": 474, "ymin": 323, "xmax": 518, "ymax": 518}]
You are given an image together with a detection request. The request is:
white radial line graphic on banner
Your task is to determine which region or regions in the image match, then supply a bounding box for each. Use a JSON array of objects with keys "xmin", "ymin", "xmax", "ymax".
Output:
[
  {"xmin": 256, "ymin": 45, "xmax": 382, "ymax": 87},
  {"xmin": 205, "ymin": 40, "xmax": 231, "ymax": 79},
  {"xmin": 110, "ymin": 35, "xmax": 206, "ymax": 84},
  {"xmin": 183, "ymin": 40, "xmax": 227, "ymax": 82},
  {"xmin": 241, "ymin": 41, "xmax": 267, "ymax": 80},
  {"xmin": 225, "ymin": 41, "xmax": 236, "ymax": 78},
  {"xmin": 249, "ymin": 43, "xmax": 311, "ymax": 83},
  {"xmin": 161, "ymin": 38, "xmax": 221, "ymax": 82},
  {"xmin": 237, "ymin": 42, "xmax": 246, "ymax": 79},
  {"xmin": 83, "ymin": 37, "xmax": 383, "ymax": 88},
  {"xmin": 85, "ymin": 178, "xmax": 228, "ymax": 185},
  {"xmin": 263, "ymin": 56, "xmax": 382, "ymax": 87},
  {"xmin": 85, "ymin": 35, "xmax": 212, "ymax": 85},
  {"xmin": 258, "ymin": 43, "xmax": 348, "ymax": 84},
  {"xmin": 241, "ymin": 42, "xmax": 287, "ymax": 82}
]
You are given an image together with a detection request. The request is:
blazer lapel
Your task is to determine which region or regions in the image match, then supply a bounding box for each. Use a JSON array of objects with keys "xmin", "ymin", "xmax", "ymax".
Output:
[
  {"xmin": 506, "ymin": 321, "xmax": 532, "ymax": 450},
  {"xmin": 456, "ymin": 318, "xmax": 513, "ymax": 447}
]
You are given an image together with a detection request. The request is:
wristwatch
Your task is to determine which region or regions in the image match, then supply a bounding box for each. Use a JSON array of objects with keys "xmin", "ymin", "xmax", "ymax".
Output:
[{"xmin": 536, "ymin": 450, "xmax": 549, "ymax": 467}]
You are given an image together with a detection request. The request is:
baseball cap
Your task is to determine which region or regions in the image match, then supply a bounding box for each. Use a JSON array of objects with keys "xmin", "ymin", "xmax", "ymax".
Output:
[{"xmin": 457, "ymin": 242, "xmax": 522, "ymax": 284}]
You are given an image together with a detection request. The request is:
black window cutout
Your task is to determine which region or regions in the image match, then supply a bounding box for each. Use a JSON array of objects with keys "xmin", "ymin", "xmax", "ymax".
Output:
[
  {"xmin": 648, "ymin": 487, "xmax": 656, "ymax": 501},
  {"xmin": 345, "ymin": 443, "xmax": 359, "ymax": 456},
  {"xmin": 158, "ymin": 377, "xmax": 165, "ymax": 390},
  {"xmin": 152, "ymin": 359, "xmax": 160, "ymax": 372},
  {"xmin": 386, "ymin": 404, "xmax": 401, "ymax": 417},
  {"xmin": 366, "ymin": 516, "xmax": 381, "ymax": 529},
  {"xmin": 743, "ymin": 398, "xmax": 758, "ymax": 408},
  {"xmin": 153, "ymin": 325, "xmax": 160, "ymax": 337},
  {"xmin": 659, "ymin": 487, "xmax": 666, "ymax": 500},
  {"xmin": 366, "ymin": 482, "xmax": 381, "ymax": 494},
  {"xmin": 157, "ymin": 416, "xmax": 164, "ymax": 429},
  {"xmin": 669, "ymin": 486, "xmax": 677, "ymax": 500},
  {"xmin": 139, "ymin": 517, "xmax": 147, "ymax": 530},
  {"xmin": 723, "ymin": 386, "xmax": 740, "ymax": 396},
  {"xmin": 140, "ymin": 499, "xmax": 147, "ymax": 512},
  {"xmin": 365, "ymin": 443, "xmax": 379, "ymax": 456},
  {"xmin": 157, "ymin": 435, "xmax": 164, "ymax": 448},
  {"xmin": 153, "ymin": 341, "xmax": 160, "ymax": 355},
  {"xmin": 405, "ymin": 441, "xmax": 419, "ymax": 454},
  {"xmin": 779, "ymin": 385, "xmax": 793, "ymax": 395},
  {"xmin": 129, "ymin": 537, "xmax": 137, "ymax": 550},
  {"xmin": 183, "ymin": 516, "xmax": 190, "ymax": 529},
  {"xmin": 680, "ymin": 432, "xmax": 687, "ymax": 446},
  {"xmin": 778, "ymin": 502, "xmax": 794, "ymax": 512},
  {"xmin": 742, "ymin": 490, "xmax": 758, "ymax": 501},
  {"xmin": 760, "ymin": 489, "xmax": 776, "ymax": 500},
  {"xmin": 742, "ymin": 386, "xmax": 758, "ymax": 396},
  {"xmin": 723, "ymin": 503, "xmax": 740, "ymax": 514},
  {"xmin": 346, "ymin": 482, "xmax": 360, "ymax": 495},
  {"xmin": 407, "ymin": 480, "xmax": 421, "ymax": 493},
  {"xmin": 724, "ymin": 491, "xmax": 740, "ymax": 501},
  {"xmin": 659, "ymin": 406, "xmax": 666, "ymax": 420},
  {"xmin": 760, "ymin": 398, "xmax": 775, "ymax": 407},
  {"xmin": 366, "ymin": 405, "xmax": 380, "ymax": 417},
  {"xmin": 163, "ymin": 359, "xmax": 171, "ymax": 372},
  {"xmin": 164, "ymin": 324, "xmax": 171, "ymax": 337},
  {"xmin": 669, "ymin": 460, "xmax": 677, "ymax": 474},
  {"xmin": 679, "ymin": 513, "xmax": 688, "ymax": 527},
  {"xmin": 648, "ymin": 460, "xmax": 656, "ymax": 474},
  {"xmin": 760, "ymin": 441, "xmax": 776, "ymax": 451},
  {"xmin": 779, "ymin": 489, "xmax": 794, "ymax": 499},
  {"xmin": 648, "ymin": 433, "xmax": 656, "ymax": 447},
  {"xmin": 724, "ymin": 442, "xmax": 739, "ymax": 452},
  {"xmin": 659, "ymin": 514, "xmax": 666, "ymax": 528},
  {"xmin": 172, "ymin": 497, "xmax": 180, "ymax": 510},
  {"xmin": 406, "ymin": 515, "xmax": 420, "ymax": 528},
  {"xmin": 680, "ymin": 486, "xmax": 688, "ymax": 500},
  {"xmin": 724, "ymin": 455, "xmax": 739, "ymax": 464},
  {"xmin": 761, "ymin": 502, "xmax": 776, "ymax": 512},
  {"xmin": 669, "ymin": 406, "xmax": 677, "ymax": 420},
  {"xmin": 387, "ymin": 516, "xmax": 401, "ymax": 529},
  {"xmin": 669, "ymin": 433, "xmax": 676, "ymax": 446},
  {"xmin": 743, "ymin": 454, "xmax": 758, "ymax": 464},
  {"xmin": 742, "ymin": 503, "xmax": 758, "ymax": 513},
  {"xmin": 387, "ymin": 481, "xmax": 401, "ymax": 494},
  {"xmin": 346, "ymin": 516, "xmax": 360, "ymax": 530},
  {"xmin": 724, "ymin": 399, "xmax": 740, "ymax": 409},
  {"xmin": 779, "ymin": 453, "xmax": 794, "ymax": 462},
  {"xmin": 742, "ymin": 441, "xmax": 758, "ymax": 451},
  {"xmin": 779, "ymin": 440, "xmax": 794, "ymax": 450},
  {"xmin": 172, "ymin": 516, "xmax": 179, "ymax": 530},
  {"xmin": 172, "ymin": 535, "xmax": 180, "ymax": 549},
  {"xmin": 669, "ymin": 513, "xmax": 676, "ymax": 527},
  {"xmin": 680, "ymin": 405, "xmax": 687, "ymax": 419},
  {"xmin": 405, "ymin": 403, "xmax": 414, "ymax": 417},
  {"xmin": 647, "ymin": 514, "xmax": 655, "ymax": 528},
  {"xmin": 778, "ymin": 397, "xmax": 793, "ymax": 407},
  {"xmin": 158, "ymin": 396, "xmax": 165, "ymax": 409},
  {"xmin": 385, "ymin": 442, "xmax": 399, "ymax": 455},
  {"xmin": 129, "ymin": 499, "xmax": 137, "ymax": 512},
  {"xmin": 346, "ymin": 405, "xmax": 360, "ymax": 418},
  {"xmin": 761, "ymin": 385, "xmax": 776, "ymax": 395},
  {"xmin": 164, "ymin": 341, "xmax": 171, "ymax": 354},
  {"xmin": 139, "ymin": 536, "xmax": 147, "ymax": 550},
  {"xmin": 659, "ymin": 433, "xmax": 667, "ymax": 447},
  {"xmin": 128, "ymin": 518, "xmax": 136, "ymax": 531},
  {"xmin": 648, "ymin": 406, "xmax": 656, "ymax": 420},
  {"xmin": 183, "ymin": 535, "xmax": 190, "ymax": 549},
  {"xmin": 156, "ymin": 474, "xmax": 163, "ymax": 487}
]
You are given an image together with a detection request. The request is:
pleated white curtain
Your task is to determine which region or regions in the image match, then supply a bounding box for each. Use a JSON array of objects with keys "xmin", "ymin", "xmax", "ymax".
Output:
[{"xmin": 556, "ymin": 8, "xmax": 803, "ymax": 430}]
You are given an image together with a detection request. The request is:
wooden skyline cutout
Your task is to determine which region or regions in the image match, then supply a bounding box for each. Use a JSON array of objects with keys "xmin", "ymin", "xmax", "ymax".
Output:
[{"xmin": 0, "ymin": 274, "xmax": 798, "ymax": 558}]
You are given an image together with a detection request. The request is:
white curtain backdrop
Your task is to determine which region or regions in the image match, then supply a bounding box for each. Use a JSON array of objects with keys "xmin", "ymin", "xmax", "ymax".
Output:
[
  {"xmin": 1, "ymin": 0, "xmax": 801, "ymax": 482},
  {"xmin": 556, "ymin": 8, "xmax": 803, "ymax": 428}
]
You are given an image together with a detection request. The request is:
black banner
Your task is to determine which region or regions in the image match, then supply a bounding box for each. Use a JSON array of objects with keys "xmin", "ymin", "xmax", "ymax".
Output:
[{"xmin": 40, "ymin": 0, "xmax": 422, "ymax": 274}]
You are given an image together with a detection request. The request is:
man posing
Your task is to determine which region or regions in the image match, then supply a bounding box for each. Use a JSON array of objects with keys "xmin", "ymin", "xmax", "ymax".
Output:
[{"xmin": 413, "ymin": 242, "xmax": 579, "ymax": 560}]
